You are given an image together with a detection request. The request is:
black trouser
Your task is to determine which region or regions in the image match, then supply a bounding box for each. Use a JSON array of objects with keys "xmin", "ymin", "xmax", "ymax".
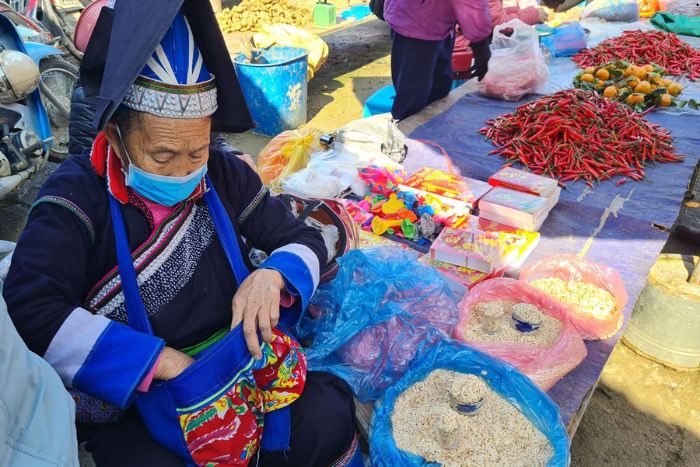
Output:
[
  {"xmin": 390, "ymin": 30, "xmax": 455, "ymax": 121},
  {"xmin": 79, "ymin": 372, "xmax": 357, "ymax": 467}
]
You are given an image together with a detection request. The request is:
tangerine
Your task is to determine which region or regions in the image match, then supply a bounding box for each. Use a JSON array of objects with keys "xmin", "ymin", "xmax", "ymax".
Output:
[
  {"xmin": 580, "ymin": 73, "xmax": 595, "ymax": 83},
  {"xmin": 642, "ymin": 64, "xmax": 655, "ymax": 73},
  {"xmin": 659, "ymin": 94, "xmax": 673, "ymax": 107},
  {"xmin": 634, "ymin": 81, "xmax": 652, "ymax": 94},
  {"xmin": 668, "ymin": 83, "xmax": 683, "ymax": 96},
  {"xmin": 603, "ymin": 86, "xmax": 618, "ymax": 98},
  {"xmin": 584, "ymin": 66, "xmax": 596, "ymax": 74},
  {"xmin": 595, "ymin": 68, "xmax": 610, "ymax": 81}
]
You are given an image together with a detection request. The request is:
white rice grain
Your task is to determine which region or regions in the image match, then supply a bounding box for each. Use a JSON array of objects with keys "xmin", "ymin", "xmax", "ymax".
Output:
[
  {"xmin": 392, "ymin": 369, "xmax": 554, "ymax": 467},
  {"xmin": 464, "ymin": 301, "xmax": 563, "ymax": 347}
]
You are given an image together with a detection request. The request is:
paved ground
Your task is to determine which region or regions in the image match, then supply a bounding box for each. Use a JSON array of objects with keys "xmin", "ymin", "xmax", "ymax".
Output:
[{"xmin": 1, "ymin": 17, "xmax": 698, "ymax": 467}]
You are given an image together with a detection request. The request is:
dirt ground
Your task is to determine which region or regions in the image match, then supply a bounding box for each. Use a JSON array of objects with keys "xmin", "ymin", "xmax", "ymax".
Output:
[{"xmin": 0, "ymin": 15, "xmax": 698, "ymax": 467}]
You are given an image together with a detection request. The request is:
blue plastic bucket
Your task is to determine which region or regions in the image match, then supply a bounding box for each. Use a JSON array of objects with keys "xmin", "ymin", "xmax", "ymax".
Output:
[{"xmin": 233, "ymin": 46, "xmax": 308, "ymax": 136}]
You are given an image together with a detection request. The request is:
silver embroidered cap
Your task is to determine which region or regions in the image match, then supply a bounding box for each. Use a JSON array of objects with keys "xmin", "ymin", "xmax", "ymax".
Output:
[{"xmin": 121, "ymin": 11, "xmax": 218, "ymax": 119}]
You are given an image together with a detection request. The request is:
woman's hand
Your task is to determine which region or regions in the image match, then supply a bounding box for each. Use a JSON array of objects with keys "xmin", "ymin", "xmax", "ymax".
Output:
[
  {"xmin": 155, "ymin": 347, "xmax": 195, "ymax": 381},
  {"xmin": 231, "ymin": 269, "xmax": 285, "ymax": 360}
]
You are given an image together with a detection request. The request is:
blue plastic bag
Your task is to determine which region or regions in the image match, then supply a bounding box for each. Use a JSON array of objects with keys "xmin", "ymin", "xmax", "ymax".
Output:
[
  {"xmin": 370, "ymin": 339, "xmax": 571, "ymax": 467},
  {"xmin": 541, "ymin": 23, "xmax": 587, "ymax": 57},
  {"xmin": 298, "ymin": 247, "xmax": 459, "ymax": 402}
]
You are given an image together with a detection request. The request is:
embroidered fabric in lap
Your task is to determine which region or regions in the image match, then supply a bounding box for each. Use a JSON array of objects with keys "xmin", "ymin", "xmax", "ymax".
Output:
[
  {"xmin": 88, "ymin": 203, "xmax": 215, "ymax": 322},
  {"xmin": 178, "ymin": 329, "xmax": 307, "ymax": 466},
  {"xmin": 252, "ymin": 331, "xmax": 307, "ymax": 412}
]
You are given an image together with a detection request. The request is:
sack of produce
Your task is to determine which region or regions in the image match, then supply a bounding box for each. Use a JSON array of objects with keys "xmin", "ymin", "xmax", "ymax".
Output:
[
  {"xmin": 520, "ymin": 255, "xmax": 628, "ymax": 340},
  {"xmin": 370, "ymin": 339, "xmax": 570, "ymax": 467},
  {"xmin": 540, "ymin": 23, "xmax": 587, "ymax": 57},
  {"xmin": 253, "ymin": 24, "xmax": 329, "ymax": 80},
  {"xmin": 582, "ymin": 0, "xmax": 641, "ymax": 22},
  {"xmin": 478, "ymin": 20, "xmax": 549, "ymax": 101},
  {"xmin": 257, "ymin": 127, "xmax": 322, "ymax": 186},
  {"xmin": 659, "ymin": 0, "xmax": 700, "ymax": 16},
  {"xmin": 454, "ymin": 278, "xmax": 587, "ymax": 390},
  {"xmin": 298, "ymin": 247, "xmax": 460, "ymax": 401}
]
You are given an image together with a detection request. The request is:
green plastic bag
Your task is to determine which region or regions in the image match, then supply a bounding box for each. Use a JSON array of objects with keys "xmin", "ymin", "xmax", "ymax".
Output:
[{"xmin": 652, "ymin": 12, "xmax": 700, "ymax": 37}]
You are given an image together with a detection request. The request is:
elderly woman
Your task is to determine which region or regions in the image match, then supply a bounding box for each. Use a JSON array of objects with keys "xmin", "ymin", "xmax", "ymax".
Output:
[{"xmin": 3, "ymin": 3, "xmax": 359, "ymax": 467}]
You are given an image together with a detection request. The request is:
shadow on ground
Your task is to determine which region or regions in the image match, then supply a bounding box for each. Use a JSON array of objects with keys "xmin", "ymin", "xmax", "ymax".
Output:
[{"xmin": 572, "ymin": 378, "xmax": 700, "ymax": 466}]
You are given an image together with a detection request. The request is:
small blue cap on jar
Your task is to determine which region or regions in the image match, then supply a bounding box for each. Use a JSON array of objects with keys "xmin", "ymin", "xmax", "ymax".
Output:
[
  {"xmin": 511, "ymin": 303, "xmax": 543, "ymax": 334},
  {"xmin": 449, "ymin": 396, "xmax": 485, "ymax": 416},
  {"xmin": 513, "ymin": 317, "xmax": 542, "ymax": 333}
]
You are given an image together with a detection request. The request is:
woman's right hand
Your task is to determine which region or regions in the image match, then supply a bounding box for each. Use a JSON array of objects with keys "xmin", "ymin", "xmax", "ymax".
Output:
[{"xmin": 155, "ymin": 347, "xmax": 195, "ymax": 380}]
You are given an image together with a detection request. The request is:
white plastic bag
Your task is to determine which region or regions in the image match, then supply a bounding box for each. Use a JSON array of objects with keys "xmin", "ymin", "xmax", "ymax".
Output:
[
  {"xmin": 281, "ymin": 150, "xmax": 367, "ymax": 198},
  {"xmin": 582, "ymin": 0, "xmax": 641, "ymax": 22},
  {"xmin": 478, "ymin": 20, "xmax": 549, "ymax": 101}
]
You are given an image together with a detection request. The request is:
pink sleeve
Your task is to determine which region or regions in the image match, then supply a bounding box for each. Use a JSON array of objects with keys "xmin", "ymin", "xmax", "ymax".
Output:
[
  {"xmin": 512, "ymin": 6, "xmax": 541, "ymax": 25},
  {"xmin": 489, "ymin": 0, "xmax": 540, "ymax": 26},
  {"xmin": 280, "ymin": 291, "xmax": 296, "ymax": 308},
  {"xmin": 137, "ymin": 354, "xmax": 161, "ymax": 392},
  {"xmin": 453, "ymin": 0, "xmax": 493, "ymax": 43}
]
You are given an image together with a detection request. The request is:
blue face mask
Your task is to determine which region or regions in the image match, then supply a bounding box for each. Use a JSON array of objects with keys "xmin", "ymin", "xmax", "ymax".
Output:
[{"xmin": 116, "ymin": 126, "xmax": 208, "ymax": 206}]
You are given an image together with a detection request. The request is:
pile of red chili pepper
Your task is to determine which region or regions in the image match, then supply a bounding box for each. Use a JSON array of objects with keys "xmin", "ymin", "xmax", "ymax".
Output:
[
  {"xmin": 480, "ymin": 90, "xmax": 683, "ymax": 187},
  {"xmin": 573, "ymin": 31, "xmax": 700, "ymax": 80}
]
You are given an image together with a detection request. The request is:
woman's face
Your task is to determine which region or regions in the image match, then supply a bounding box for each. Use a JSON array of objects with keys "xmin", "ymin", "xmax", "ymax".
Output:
[{"xmin": 107, "ymin": 113, "xmax": 212, "ymax": 177}]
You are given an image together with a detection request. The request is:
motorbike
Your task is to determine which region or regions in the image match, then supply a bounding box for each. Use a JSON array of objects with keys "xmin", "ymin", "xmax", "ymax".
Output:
[
  {"xmin": 0, "ymin": 11, "xmax": 54, "ymax": 204},
  {"xmin": 0, "ymin": 0, "xmax": 77, "ymax": 162}
]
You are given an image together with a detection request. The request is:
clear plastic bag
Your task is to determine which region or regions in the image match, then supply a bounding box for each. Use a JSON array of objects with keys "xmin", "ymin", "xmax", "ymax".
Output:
[
  {"xmin": 520, "ymin": 255, "xmax": 628, "ymax": 340},
  {"xmin": 257, "ymin": 128, "xmax": 322, "ymax": 186},
  {"xmin": 280, "ymin": 149, "xmax": 368, "ymax": 198},
  {"xmin": 298, "ymin": 247, "xmax": 460, "ymax": 402},
  {"xmin": 478, "ymin": 20, "xmax": 549, "ymax": 101},
  {"xmin": 540, "ymin": 23, "xmax": 588, "ymax": 57},
  {"xmin": 370, "ymin": 339, "xmax": 571, "ymax": 467},
  {"xmin": 454, "ymin": 278, "xmax": 587, "ymax": 390},
  {"xmin": 582, "ymin": 0, "xmax": 641, "ymax": 22}
]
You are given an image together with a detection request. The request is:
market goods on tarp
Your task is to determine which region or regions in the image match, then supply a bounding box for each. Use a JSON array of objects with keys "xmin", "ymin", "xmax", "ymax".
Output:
[
  {"xmin": 573, "ymin": 61, "xmax": 694, "ymax": 111},
  {"xmin": 391, "ymin": 369, "xmax": 554, "ymax": 467},
  {"xmin": 216, "ymin": 0, "xmax": 311, "ymax": 33},
  {"xmin": 572, "ymin": 30, "xmax": 700, "ymax": 80},
  {"xmin": 456, "ymin": 278, "xmax": 587, "ymax": 390},
  {"xmin": 521, "ymin": 255, "xmax": 628, "ymax": 340},
  {"xmin": 480, "ymin": 89, "xmax": 683, "ymax": 187}
]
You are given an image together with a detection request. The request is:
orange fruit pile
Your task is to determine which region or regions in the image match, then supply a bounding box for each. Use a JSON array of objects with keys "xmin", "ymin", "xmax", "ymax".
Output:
[{"xmin": 573, "ymin": 60, "xmax": 685, "ymax": 111}]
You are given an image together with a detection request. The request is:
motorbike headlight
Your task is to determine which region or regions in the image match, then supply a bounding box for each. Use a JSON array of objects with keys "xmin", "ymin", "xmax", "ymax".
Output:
[{"xmin": 0, "ymin": 50, "xmax": 40, "ymax": 104}]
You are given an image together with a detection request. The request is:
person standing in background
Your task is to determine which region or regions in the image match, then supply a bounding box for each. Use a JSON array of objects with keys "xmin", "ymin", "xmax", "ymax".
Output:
[{"xmin": 383, "ymin": 0, "xmax": 493, "ymax": 120}]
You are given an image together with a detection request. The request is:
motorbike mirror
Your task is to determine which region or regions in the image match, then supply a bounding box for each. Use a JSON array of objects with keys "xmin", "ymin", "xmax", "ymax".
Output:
[{"xmin": 0, "ymin": 50, "xmax": 40, "ymax": 104}]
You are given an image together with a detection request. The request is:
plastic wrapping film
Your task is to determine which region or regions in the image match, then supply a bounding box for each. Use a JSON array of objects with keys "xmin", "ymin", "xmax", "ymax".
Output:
[
  {"xmin": 478, "ymin": 20, "xmax": 549, "ymax": 101},
  {"xmin": 369, "ymin": 339, "xmax": 571, "ymax": 467},
  {"xmin": 454, "ymin": 278, "xmax": 587, "ymax": 390},
  {"xmin": 257, "ymin": 128, "xmax": 322, "ymax": 185},
  {"xmin": 297, "ymin": 247, "xmax": 460, "ymax": 402},
  {"xmin": 520, "ymin": 254, "xmax": 628, "ymax": 340}
]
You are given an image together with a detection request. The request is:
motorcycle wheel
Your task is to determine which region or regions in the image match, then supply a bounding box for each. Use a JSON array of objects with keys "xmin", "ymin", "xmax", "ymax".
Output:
[{"xmin": 39, "ymin": 57, "xmax": 78, "ymax": 163}]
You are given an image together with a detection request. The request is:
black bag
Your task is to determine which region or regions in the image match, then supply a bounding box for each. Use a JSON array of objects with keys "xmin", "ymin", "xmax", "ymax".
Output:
[{"xmin": 369, "ymin": 0, "xmax": 385, "ymax": 20}]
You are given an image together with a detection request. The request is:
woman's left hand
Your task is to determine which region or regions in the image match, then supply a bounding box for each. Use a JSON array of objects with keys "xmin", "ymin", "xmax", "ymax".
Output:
[{"xmin": 231, "ymin": 269, "xmax": 285, "ymax": 360}]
